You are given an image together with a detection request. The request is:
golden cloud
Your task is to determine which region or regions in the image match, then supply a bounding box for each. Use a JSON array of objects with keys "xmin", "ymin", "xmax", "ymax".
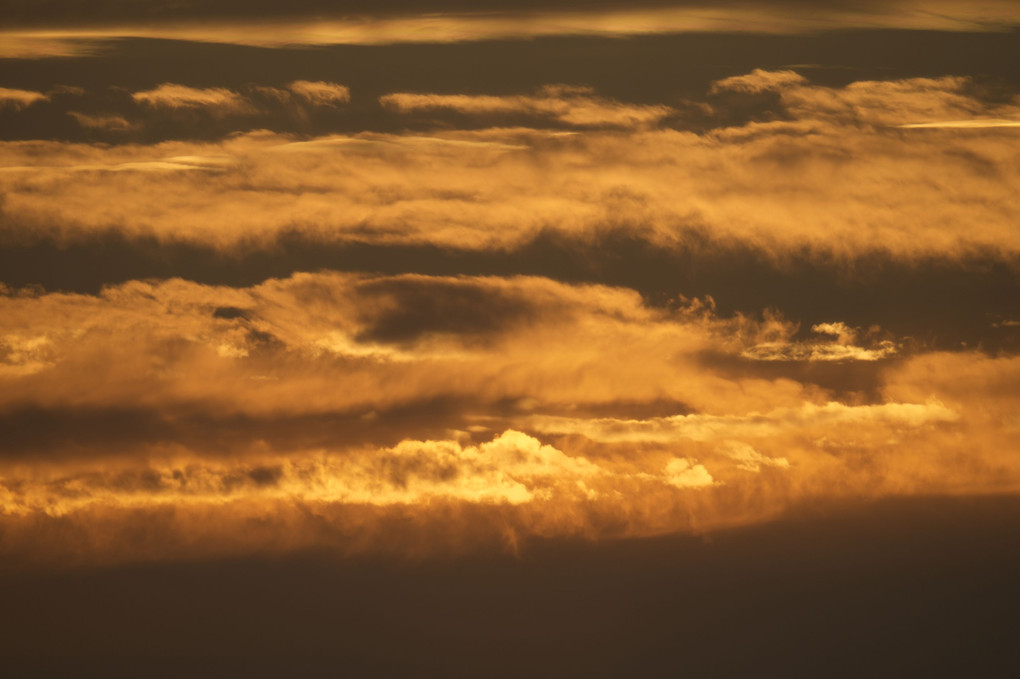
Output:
[
  {"xmin": 0, "ymin": 86, "xmax": 48, "ymax": 109},
  {"xmin": 288, "ymin": 80, "xmax": 351, "ymax": 107},
  {"xmin": 1, "ymin": 65, "xmax": 1019, "ymax": 569},
  {"xmin": 131, "ymin": 83, "xmax": 253, "ymax": 115},
  {"xmin": 3, "ymin": 74, "xmax": 1019, "ymax": 260},
  {"xmin": 2, "ymin": 1, "xmax": 1019, "ymax": 57},
  {"xmin": 381, "ymin": 86, "xmax": 673, "ymax": 128},
  {"xmin": 526, "ymin": 401, "xmax": 959, "ymax": 445},
  {"xmin": 709, "ymin": 68, "xmax": 807, "ymax": 94}
]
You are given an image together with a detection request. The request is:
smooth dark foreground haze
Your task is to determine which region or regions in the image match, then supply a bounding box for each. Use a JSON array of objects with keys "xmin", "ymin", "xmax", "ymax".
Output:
[{"xmin": 4, "ymin": 496, "xmax": 1019, "ymax": 678}]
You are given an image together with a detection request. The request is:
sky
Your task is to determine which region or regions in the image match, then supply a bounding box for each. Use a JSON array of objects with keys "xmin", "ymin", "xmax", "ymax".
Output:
[{"xmin": 2, "ymin": 1, "xmax": 1019, "ymax": 675}]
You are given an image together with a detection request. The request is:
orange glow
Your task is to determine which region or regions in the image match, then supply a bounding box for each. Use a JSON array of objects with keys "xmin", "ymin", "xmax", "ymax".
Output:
[{"xmin": 1, "ymin": 17, "xmax": 1018, "ymax": 572}]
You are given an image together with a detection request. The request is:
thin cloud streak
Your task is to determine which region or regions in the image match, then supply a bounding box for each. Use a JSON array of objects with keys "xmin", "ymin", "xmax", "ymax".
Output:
[
  {"xmin": 381, "ymin": 86, "xmax": 674, "ymax": 128},
  {"xmin": 898, "ymin": 118, "xmax": 1020, "ymax": 128},
  {"xmin": 132, "ymin": 83, "xmax": 254, "ymax": 115},
  {"xmin": 1, "ymin": 1, "xmax": 1018, "ymax": 57}
]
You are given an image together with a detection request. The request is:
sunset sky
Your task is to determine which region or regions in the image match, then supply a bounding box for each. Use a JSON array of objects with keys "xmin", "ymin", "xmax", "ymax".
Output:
[{"xmin": 2, "ymin": 1, "xmax": 1019, "ymax": 675}]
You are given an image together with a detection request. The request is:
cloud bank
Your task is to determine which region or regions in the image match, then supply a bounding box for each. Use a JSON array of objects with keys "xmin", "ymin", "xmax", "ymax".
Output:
[
  {"xmin": 1, "ymin": 271, "xmax": 1017, "ymax": 566},
  {"xmin": 1, "ymin": 51, "xmax": 1018, "ymax": 569}
]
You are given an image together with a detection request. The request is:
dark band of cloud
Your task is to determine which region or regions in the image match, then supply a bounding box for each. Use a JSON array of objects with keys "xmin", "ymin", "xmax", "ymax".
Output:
[{"xmin": 1, "ymin": 228, "xmax": 1016, "ymax": 352}]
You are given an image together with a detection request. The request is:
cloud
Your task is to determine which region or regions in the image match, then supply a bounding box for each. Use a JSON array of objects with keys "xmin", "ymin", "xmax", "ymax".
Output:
[
  {"xmin": 0, "ymin": 333, "xmax": 55, "ymax": 376},
  {"xmin": 526, "ymin": 401, "xmax": 959, "ymax": 444},
  {"xmin": 898, "ymin": 118, "xmax": 1020, "ymax": 129},
  {"xmin": 381, "ymin": 85, "xmax": 672, "ymax": 128},
  {"xmin": 131, "ymin": 83, "xmax": 252, "ymax": 115},
  {"xmin": 2, "ymin": 63, "xmax": 1020, "ymax": 568},
  {"xmin": 710, "ymin": 68, "xmax": 807, "ymax": 94},
  {"xmin": 67, "ymin": 112, "xmax": 136, "ymax": 132},
  {"xmin": 287, "ymin": 80, "xmax": 351, "ymax": 107},
  {"xmin": 0, "ymin": 86, "xmax": 48, "ymax": 109},
  {"xmin": 2, "ymin": 1, "xmax": 1019, "ymax": 57},
  {"xmin": 663, "ymin": 458, "xmax": 715, "ymax": 488},
  {"xmin": 708, "ymin": 70, "xmax": 1020, "ymax": 129},
  {"xmin": 0, "ymin": 428, "xmax": 719, "ymax": 565},
  {"xmin": 3, "ymin": 72, "xmax": 1020, "ymax": 263},
  {"xmin": 0, "ymin": 151, "xmax": 236, "ymax": 173},
  {"xmin": 741, "ymin": 321, "xmax": 899, "ymax": 362},
  {"xmin": 780, "ymin": 75, "xmax": 1020, "ymax": 127},
  {"xmin": 0, "ymin": 271, "xmax": 1017, "ymax": 566},
  {"xmin": 6, "ymin": 271, "xmax": 908, "ymax": 427},
  {"xmin": 718, "ymin": 441, "xmax": 790, "ymax": 472},
  {"xmin": 0, "ymin": 430, "xmax": 640, "ymax": 513}
]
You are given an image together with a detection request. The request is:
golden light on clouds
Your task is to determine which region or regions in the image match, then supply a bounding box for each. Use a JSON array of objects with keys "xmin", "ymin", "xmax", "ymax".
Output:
[
  {"xmin": 1, "ymin": 2, "xmax": 1019, "ymax": 580},
  {"xmin": 2, "ymin": 1, "xmax": 1019, "ymax": 58},
  {"xmin": 2, "ymin": 266, "xmax": 1019, "ymax": 566}
]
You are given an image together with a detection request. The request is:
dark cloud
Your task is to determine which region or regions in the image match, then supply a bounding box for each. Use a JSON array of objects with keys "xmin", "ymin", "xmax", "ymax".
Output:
[
  {"xmin": 352, "ymin": 277, "xmax": 545, "ymax": 346},
  {"xmin": 211, "ymin": 306, "xmax": 250, "ymax": 320},
  {"xmin": 1, "ymin": 495, "xmax": 1018, "ymax": 676},
  {"xmin": 3, "ymin": 227, "xmax": 1017, "ymax": 352},
  {"xmin": 0, "ymin": 394, "xmax": 705, "ymax": 464},
  {"xmin": 0, "ymin": 397, "xmax": 473, "ymax": 461},
  {"xmin": 696, "ymin": 350, "xmax": 899, "ymax": 402}
]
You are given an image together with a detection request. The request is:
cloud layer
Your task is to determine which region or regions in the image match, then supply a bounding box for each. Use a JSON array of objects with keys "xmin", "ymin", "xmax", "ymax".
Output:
[
  {"xmin": 2, "ymin": 1, "xmax": 1019, "ymax": 57},
  {"xmin": 1, "ymin": 270, "xmax": 1017, "ymax": 566},
  {"xmin": 2, "ymin": 28, "xmax": 1019, "ymax": 569},
  {"xmin": 1, "ymin": 73, "xmax": 1017, "ymax": 268}
]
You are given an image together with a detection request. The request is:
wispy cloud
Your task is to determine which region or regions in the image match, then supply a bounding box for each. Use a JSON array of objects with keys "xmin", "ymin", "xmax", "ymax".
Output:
[
  {"xmin": 5, "ymin": 72, "xmax": 1020, "ymax": 260},
  {"xmin": 0, "ymin": 86, "xmax": 48, "ymax": 109},
  {"xmin": 287, "ymin": 80, "xmax": 351, "ymax": 107},
  {"xmin": 3, "ymin": 1, "xmax": 1019, "ymax": 58},
  {"xmin": 381, "ymin": 85, "xmax": 673, "ymax": 128},
  {"xmin": 67, "ymin": 111, "xmax": 137, "ymax": 131},
  {"xmin": 710, "ymin": 68, "xmax": 807, "ymax": 94},
  {"xmin": 898, "ymin": 118, "xmax": 1020, "ymax": 129},
  {"xmin": 132, "ymin": 83, "xmax": 253, "ymax": 114}
]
